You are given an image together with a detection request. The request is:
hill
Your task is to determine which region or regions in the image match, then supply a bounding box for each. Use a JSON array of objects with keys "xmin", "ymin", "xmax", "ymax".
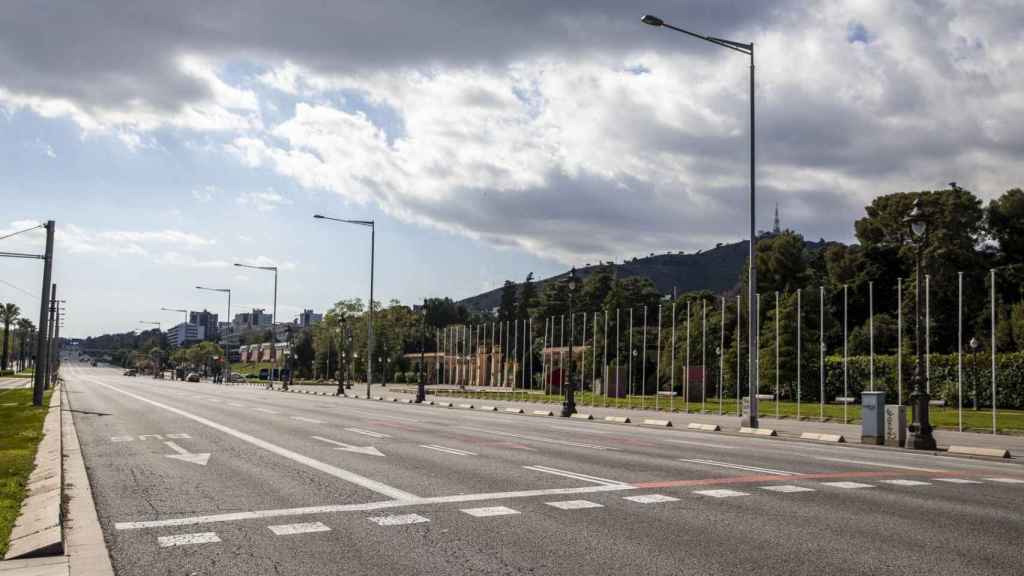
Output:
[{"xmin": 458, "ymin": 236, "xmax": 833, "ymax": 312}]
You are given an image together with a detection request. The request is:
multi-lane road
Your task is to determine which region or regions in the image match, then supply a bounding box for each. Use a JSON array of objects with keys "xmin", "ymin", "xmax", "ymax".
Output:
[{"xmin": 63, "ymin": 364, "xmax": 1024, "ymax": 575}]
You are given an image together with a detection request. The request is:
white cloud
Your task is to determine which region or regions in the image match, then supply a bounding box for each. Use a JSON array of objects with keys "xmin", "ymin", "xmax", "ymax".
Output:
[
  {"xmin": 192, "ymin": 185, "xmax": 218, "ymax": 203},
  {"xmin": 235, "ymin": 189, "xmax": 291, "ymax": 212}
]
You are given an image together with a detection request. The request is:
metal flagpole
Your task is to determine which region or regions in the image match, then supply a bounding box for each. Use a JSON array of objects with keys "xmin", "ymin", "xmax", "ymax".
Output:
[
  {"xmin": 898, "ymin": 278, "xmax": 903, "ymax": 405},
  {"xmin": 755, "ymin": 293, "xmax": 760, "ymax": 419},
  {"xmin": 958, "ymin": 271, "xmax": 963, "ymax": 432},
  {"xmin": 991, "ymin": 269, "xmax": 996, "ymax": 435},
  {"xmin": 721, "ymin": 296, "xmax": 726, "ymax": 415},
  {"xmin": 819, "ymin": 286, "xmax": 824, "ymax": 421},
  {"xmin": 559, "ymin": 314, "xmax": 565, "ymax": 397},
  {"xmin": 615, "ymin": 309, "xmax": 621, "ymax": 405},
  {"xmin": 642, "ymin": 306, "xmax": 647, "ymax": 410},
  {"xmin": 926, "ymin": 274, "xmax": 930, "ymax": 393},
  {"xmin": 603, "ymin": 311, "xmax": 609, "ymax": 408},
  {"xmin": 870, "ymin": 281, "xmax": 874, "ymax": 391},
  {"xmin": 686, "ymin": 301, "xmax": 691, "ymax": 414},
  {"xmin": 736, "ymin": 294, "xmax": 741, "ymax": 414},
  {"xmin": 656, "ymin": 305, "xmax": 662, "ymax": 412},
  {"xmin": 592, "ymin": 312, "xmax": 598, "ymax": 408},
  {"xmin": 543, "ymin": 318, "xmax": 549, "ymax": 395},
  {"xmin": 702, "ymin": 299, "xmax": 707, "ymax": 414},
  {"xmin": 797, "ymin": 288, "xmax": 802, "ymax": 420},
  {"xmin": 844, "ymin": 284, "xmax": 848, "ymax": 423},
  {"xmin": 775, "ymin": 292, "xmax": 780, "ymax": 420},
  {"xmin": 671, "ymin": 301, "xmax": 676, "ymax": 412},
  {"xmin": 628, "ymin": 308, "xmax": 634, "ymax": 400}
]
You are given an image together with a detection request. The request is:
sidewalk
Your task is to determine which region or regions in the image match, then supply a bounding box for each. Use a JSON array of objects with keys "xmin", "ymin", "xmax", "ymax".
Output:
[{"xmin": 281, "ymin": 382, "xmax": 1024, "ymax": 455}]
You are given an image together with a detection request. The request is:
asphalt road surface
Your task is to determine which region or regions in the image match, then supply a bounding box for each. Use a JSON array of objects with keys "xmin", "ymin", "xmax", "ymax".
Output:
[
  {"xmin": 64, "ymin": 364, "xmax": 1024, "ymax": 576},
  {"xmin": 0, "ymin": 377, "xmax": 32, "ymax": 389}
]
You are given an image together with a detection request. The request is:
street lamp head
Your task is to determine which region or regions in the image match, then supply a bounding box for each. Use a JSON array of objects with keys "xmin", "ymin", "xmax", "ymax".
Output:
[
  {"xmin": 567, "ymin": 267, "xmax": 577, "ymax": 292},
  {"xmin": 969, "ymin": 337, "xmax": 978, "ymax": 350},
  {"xmin": 313, "ymin": 214, "xmax": 325, "ymax": 219},
  {"xmin": 905, "ymin": 198, "xmax": 927, "ymax": 239},
  {"xmin": 641, "ymin": 14, "xmax": 664, "ymax": 27}
]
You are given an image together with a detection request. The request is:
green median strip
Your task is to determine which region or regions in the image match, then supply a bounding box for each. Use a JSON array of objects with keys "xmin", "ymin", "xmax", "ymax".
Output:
[{"xmin": 0, "ymin": 388, "xmax": 52, "ymax": 558}]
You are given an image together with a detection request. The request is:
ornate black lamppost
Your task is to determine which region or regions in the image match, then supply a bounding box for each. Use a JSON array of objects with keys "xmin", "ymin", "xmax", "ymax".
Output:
[
  {"xmin": 561, "ymin": 268, "xmax": 578, "ymax": 417},
  {"xmin": 905, "ymin": 198, "xmax": 936, "ymax": 450}
]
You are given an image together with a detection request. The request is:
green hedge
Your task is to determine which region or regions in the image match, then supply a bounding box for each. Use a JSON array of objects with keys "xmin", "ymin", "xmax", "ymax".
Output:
[{"xmin": 809, "ymin": 352, "xmax": 1024, "ymax": 409}]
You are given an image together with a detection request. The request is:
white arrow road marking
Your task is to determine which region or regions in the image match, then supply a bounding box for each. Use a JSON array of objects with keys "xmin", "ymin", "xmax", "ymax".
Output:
[
  {"xmin": 163, "ymin": 441, "xmax": 211, "ymax": 466},
  {"xmin": 84, "ymin": 377, "xmax": 416, "ymax": 501},
  {"xmin": 344, "ymin": 427, "xmax": 390, "ymax": 439},
  {"xmin": 157, "ymin": 532, "xmax": 220, "ymax": 547},
  {"xmin": 312, "ymin": 435, "xmax": 385, "ymax": 457},
  {"xmin": 420, "ymin": 444, "xmax": 476, "ymax": 456},
  {"xmin": 678, "ymin": 458, "xmax": 797, "ymax": 476}
]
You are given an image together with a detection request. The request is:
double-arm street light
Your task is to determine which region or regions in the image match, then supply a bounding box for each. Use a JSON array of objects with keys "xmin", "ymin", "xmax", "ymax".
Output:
[
  {"xmin": 196, "ymin": 286, "xmax": 231, "ymax": 383},
  {"xmin": 161, "ymin": 307, "xmax": 189, "ymax": 326},
  {"xmin": 561, "ymin": 268, "xmax": 578, "ymax": 417},
  {"xmin": 904, "ymin": 198, "xmax": 936, "ymax": 450},
  {"xmin": 313, "ymin": 214, "xmax": 376, "ymax": 399},
  {"xmin": 641, "ymin": 13, "xmax": 760, "ymax": 427},
  {"xmin": 234, "ymin": 262, "xmax": 278, "ymax": 380}
]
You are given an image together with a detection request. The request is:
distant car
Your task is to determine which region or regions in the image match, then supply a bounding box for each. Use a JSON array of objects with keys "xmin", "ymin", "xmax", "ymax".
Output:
[
  {"xmin": 186, "ymin": 372, "xmax": 201, "ymax": 382},
  {"xmin": 90, "ymin": 361, "xmax": 97, "ymax": 366},
  {"xmin": 229, "ymin": 372, "xmax": 246, "ymax": 383},
  {"xmin": 123, "ymin": 369, "xmax": 137, "ymax": 376}
]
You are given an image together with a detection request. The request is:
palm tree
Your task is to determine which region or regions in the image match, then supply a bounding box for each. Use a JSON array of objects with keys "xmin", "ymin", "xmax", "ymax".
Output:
[
  {"xmin": 15, "ymin": 318, "xmax": 34, "ymax": 372},
  {"xmin": 1, "ymin": 303, "xmax": 20, "ymax": 371}
]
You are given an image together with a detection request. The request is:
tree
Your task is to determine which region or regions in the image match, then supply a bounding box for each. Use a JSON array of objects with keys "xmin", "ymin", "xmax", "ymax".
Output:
[
  {"xmin": 754, "ymin": 231, "xmax": 810, "ymax": 294},
  {"xmin": 15, "ymin": 318, "xmax": 33, "ymax": 371},
  {"xmin": 1, "ymin": 303, "xmax": 20, "ymax": 371},
  {"xmin": 987, "ymin": 188, "xmax": 1024, "ymax": 303},
  {"xmin": 516, "ymin": 273, "xmax": 537, "ymax": 320},
  {"xmin": 498, "ymin": 280, "xmax": 517, "ymax": 321}
]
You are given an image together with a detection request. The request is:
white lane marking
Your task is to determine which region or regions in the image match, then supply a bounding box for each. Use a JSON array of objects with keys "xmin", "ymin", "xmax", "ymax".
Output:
[
  {"xmin": 165, "ymin": 433, "xmax": 191, "ymax": 439},
  {"xmin": 115, "ymin": 484, "xmax": 633, "ymax": 530},
  {"xmin": 421, "ymin": 444, "xmax": 476, "ymax": 456},
  {"xmin": 933, "ymin": 478, "xmax": 982, "ymax": 484},
  {"xmin": 624, "ymin": 494, "xmax": 679, "ymax": 504},
  {"xmin": 110, "ymin": 436, "xmax": 134, "ymax": 442},
  {"xmin": 983, "ymin": 477, "xmax": 1024, "ymax": 484},
  {"xmin": 267, "ymin": 522, "xmax": 331, "ymax": 536},
  {"xmin": 86, "ymin": 378, "xmax": 416, "ymax": 501},
  {"xmin": 311, "ymin": 435, "xmax": 385, "ymax": 457},
  {"xmin": 228, "ymin": 402, "xmax": 245, "ymax": 407},
  {"xmin": 761, "ymin": 485, "xmax": 815, "ymax": 493},
  {"xmin": 461, "ymin": 506, "xmax": 520, "ymax": 518},
  {"xmin": 546, "ymin": 500, "xmax": 604, "ymax": 510},
  {"xmin": 679, "ymin": 458, "xmax": 797, "ymax": 476},
  {"xmin": 821, "ymin": 481, "xmax": 874, "ymax": 489},
  {"xmin": 660, "ymin": 438, "xmax": 738, "ymax": 450},
  {"xmin": 880, "ymin": 479, "xmax": 932, "ymax": 487},
  {"xmin": 344, "ymin": 427, "xmax": 390, "ymax": 439},
  {"xmin": 290, "ymin": 416, "xmax": 326, "ymax": 424},
  {"xmin": 459, "ymin": 426, "xmax": 616, "ymax": 451},
  {"xmin": 157, "ymin": 532, "xmax": 220, "ymax": 547},
  {"xmin": 694, "ymin": 489, "xmax": 749, "ymax": 498},
  {"xmin": 163, "ymin": 441, "xmax": 211, "ymax": 466},
  {"xmin": 523, "ymin": 465, "xmax": 630, "ymax": 487},
  {"xmin": 811, "ymin": 456, "xmax": 943, "ymax": 472},
  {"xmin": 254, "ymin": 408, "xmax": 279, "ymax": 414},
  {"xmin": 368, "ymin": 514, "xmax": 429, "ymax": 526}
]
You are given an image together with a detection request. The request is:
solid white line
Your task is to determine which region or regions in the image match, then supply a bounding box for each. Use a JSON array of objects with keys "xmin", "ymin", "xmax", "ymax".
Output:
[
  {"xmin": 368, "ymin": 513, "xmax": 429, "ymax": 526},
  {"xmin": 85, "ymin": 377, "xmax": 417, "ymax": 501},
  {"xmin": 679, "ymin": 458, "xmax": 797, "ymax": 476},
  {"xmin": 157, "ymin": 532, "xmax": 220, "ymax": 547},
  {"xmin": 115, "ymin": 484, "xmax": 634, "ymax": 530},
  {"xmin": 254, "ymin": 408, "xmax": 279, "ymax": 414},
  {"xmin": 983, "ymin": 477, "xmax": 1024, "ymax": 484},
  {"xmin": 811, "ymin": 456, "xmax": 943, "ymax": 472},
  {"xmin": 420, "ymin": 444, "xmax": 476, "ymax": 456},
  {"xmin": 524, "ymin": 465, "xmax": 630, "ymax": 487},
  {"xmin": 461, "ymin": 506, "xmax": 519, "ymax": 517},
  {"xmin": 267, "ymin": 521, "xmax": 331, "ymax": 535},
  {"xmin": 290, "ymin": 416, "xmax": 326, "ymax": 424},
  {"xmin": 344, "ymin": 427, "xmax": 390, "ymax": 439}
]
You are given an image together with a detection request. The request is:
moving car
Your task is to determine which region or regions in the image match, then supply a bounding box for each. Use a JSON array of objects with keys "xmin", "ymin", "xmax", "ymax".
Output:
[
  {"xmin": 185, "ymin": 372, "xmax": 201, "ymax": 382},
  {"xmin": 123, "ymin": 369, "xmax": 137, "ymax": 376}
]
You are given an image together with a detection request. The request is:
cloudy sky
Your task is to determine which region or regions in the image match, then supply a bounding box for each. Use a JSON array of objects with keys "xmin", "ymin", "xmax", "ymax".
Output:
[{"xmin": 1, "ymin": 1, "xmax": 1021, "ymax": 338}]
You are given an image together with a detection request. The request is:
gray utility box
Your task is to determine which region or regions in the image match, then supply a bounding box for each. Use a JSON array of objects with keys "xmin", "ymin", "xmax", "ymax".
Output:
[
  {"xmin": 885, "ymin": 405, "xmax": 907, "ymax": 447},
  {"xmin": 861, "ymin": 391, "xmax": 886, "ymax": 445}
]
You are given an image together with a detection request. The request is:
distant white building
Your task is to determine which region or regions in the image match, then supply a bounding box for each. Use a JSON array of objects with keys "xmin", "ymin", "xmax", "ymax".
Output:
[{"xmin": 167, "ymin": 323, "xmax": 205, "ymax": 347}]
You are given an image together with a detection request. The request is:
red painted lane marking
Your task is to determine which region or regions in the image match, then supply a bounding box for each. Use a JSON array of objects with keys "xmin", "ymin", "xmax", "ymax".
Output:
[{"xmin": 632, "ymin": 470, "xmax": 966, "ymax": 489}]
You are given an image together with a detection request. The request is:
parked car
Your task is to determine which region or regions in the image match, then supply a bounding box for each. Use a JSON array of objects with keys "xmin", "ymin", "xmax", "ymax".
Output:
[
  {"xmin": 123, "ymin": 369, "xmax": 137, "ymax": 376},
  {"xmin": 229, "ymin": 372, "xmax": 246, "ymax": 383},
  {"xmin": 186, "ymin": 372, "xmax": 201, "ymax": 382}
]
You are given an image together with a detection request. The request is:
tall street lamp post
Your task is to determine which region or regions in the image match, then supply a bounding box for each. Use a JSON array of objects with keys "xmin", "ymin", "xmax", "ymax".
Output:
[
  {"xmin": 196, "ymin": 286, "xmax": 231, "ymax": 383},
  {"xmin": 417, "ymin": 303, "xmax": 427, "ymax": 403},
  {"xmin": 314, "ymin": 214, "xmax": 376, "ymax": 399},
  {"xmin": 561, "ymin": 268, "xmax": 578, "ymax": 417},
  {"xmin": 905, "ymin": 198, "xmax": 936, "ymax": 450},
  {"xmin": 234, "ymin": 263, "xmax": 278, "ymax": 382},
  {"xmin": 641, "ymin": 13, "xmax": 759, "ymax": 427}
]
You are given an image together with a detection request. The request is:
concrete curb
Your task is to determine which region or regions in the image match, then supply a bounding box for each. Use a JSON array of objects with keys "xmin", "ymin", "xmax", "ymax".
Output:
[
  {"xmin": 739, "ymin": 426, "xmax": 777, "ymax": 437},
  {"xmin": 503, "ymin": 407, "xmax": 525, "ymax": 414},
  {"xmin": 532, "ymin": 410, "xmax": 554, "ymax": 417},
  {"xmin": 604, "ymin": 416, "xmax": 631, "ymax": 424},
  {"xmin": 457, "ymin": 403, "xmax": 474, "ymax": 409},
  {"xmin": 479, "ymin": 406, "xmax": 497, "ymax": 412},
  {"xmin": 570, "ymin": 413, "xmax": 594, "ymax": 420},
  {"xmin": 947, "ymin": 445, "xmax": 1011, "ymax": 458},
  {"xmin": 641, "ymin": 419, "xmax": 673, "ymax": 428},
  {"xmin": 800, "ymin": 432, "xmax": 846, "ymax": 443},
  {"xmin": 687, "ymin": 423, "xmax": 721, "ymax": 432},
  {"xmin": 435, "ymin": 402, "xmax": 453, "ymax": 408},
  {"xmin": 4, "ymin": 385, "xmax": 63, "ymax": 560}
]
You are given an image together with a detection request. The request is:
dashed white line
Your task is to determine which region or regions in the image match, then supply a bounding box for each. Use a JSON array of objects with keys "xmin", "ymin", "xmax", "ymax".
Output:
[
  {"xmin": 880, "ymin": 479, "xmax": 932, "ymax": 487},
  {"xmin": 679, "ymin": 458, "xmax": 797, "ymax": 476},
  {"xmin": 461, "ymin": 506, "xmax": 520, "ymax": 518},
  {"xmin": 546, "ymin": 500, "xmax": 604, "ymax": 510},
  {"xmin": 811, "ymin": 456, "xmax": 943, "ymax": 472},
  {"xmin": 761, "ymin": 485, "xmax": 815, "ymax": 493},
  {"xmin": 421, "ymin": 444, "xmax": 476, "ymax": 456},
  {"xmin": 694, "ymin": 489, "xmax": 749, "ymax": 498},
  {"xmin": 228, "ymin": 402, "xmax": 245, "ymax": 407},
  {"xmin": 267, "ymin": 522, "xmax": 331, "ymax": 536},
  {"xmin": 290, "ymin": 416, "xmax": 326, "ymax": 424},
  {"xmin": 368, "ymin": 514, "xmax": 429, "ymax": 526},
  {"xmin": 345, "ymin": 427, "xmax": 391, "ymax": 439},
  {"xmin": 821, "ymin": 481, "xmax": 874, "ymax": 489},
  {"xmin": 157, "ymin": 532, "xmax": 220, "ymax": 547},
  {"xmin": 460, "ymin": 426, "xmax": 616, "ymax": 451},
  {"xmin": 524, "ymin": 465, "xmax": 630, "ymax": 487},
  {"xmin": 254, "ymin": 408, "xmax": 279, "ymax": 414},
  {"xmin": 624, "ymin": 494, "xmax": 679, "ymax": 504},
  {"xmin": 933, "ymin": 478, "xmax": 982, "ymax": 484},
  {"xmin": 983, "ymin": 477, "xmax": 1024, "ymax": 484}
]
